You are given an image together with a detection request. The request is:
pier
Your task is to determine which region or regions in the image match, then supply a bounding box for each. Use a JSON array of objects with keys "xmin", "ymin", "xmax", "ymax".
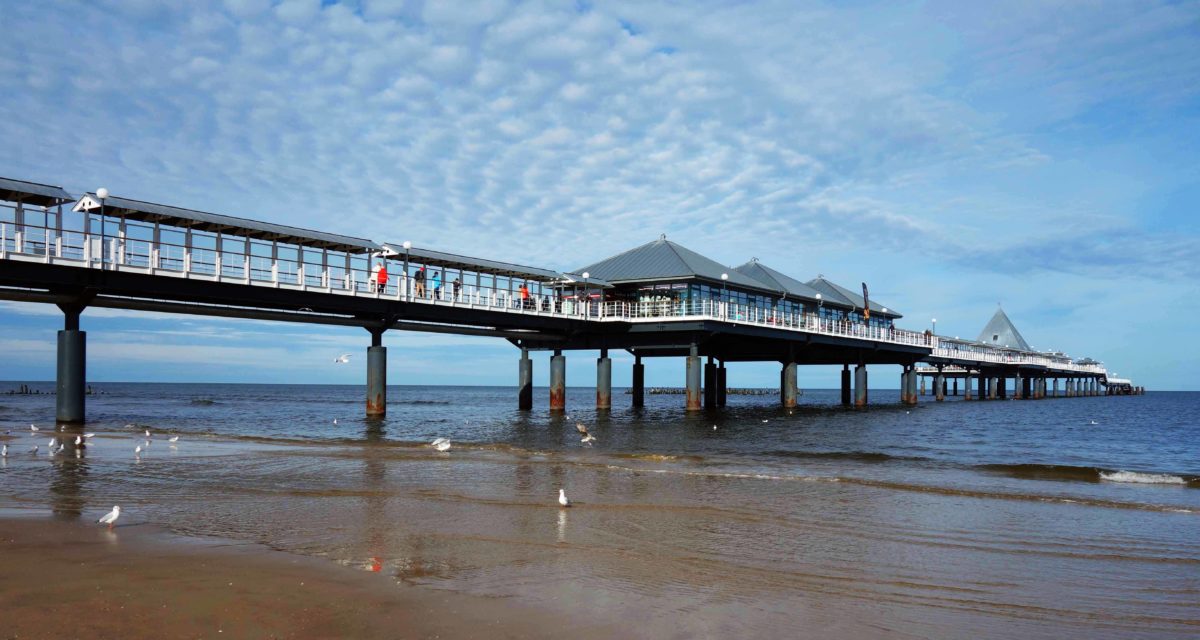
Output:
[{"xmin": 0, "ymin": 176, "xmax": 1130, "ymax": 423}]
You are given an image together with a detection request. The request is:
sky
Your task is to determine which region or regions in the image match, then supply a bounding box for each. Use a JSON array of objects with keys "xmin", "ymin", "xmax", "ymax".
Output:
[{"xmin": 1, "ymin": 0, "xmax": 1198, "ymax": 390}]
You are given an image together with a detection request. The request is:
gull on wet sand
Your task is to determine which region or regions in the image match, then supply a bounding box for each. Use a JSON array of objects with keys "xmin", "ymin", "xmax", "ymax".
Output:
[
  {"xmin": 169, "ymin": 436, "xmax": 179, "ymax": 443},
  {"xmin": 2, "ymin": 444, "xmax": 7, "ymax": 457},
  {"xmin": 30, "ymin": 424, "xmax": 39, "ymax": 432},
  {"xmin": 29, "ymin": 445, "xmax": 38, "ymax": 454},
  {"xmin": 558, "ymin": 489, "xmax": 571, "ymax": 507},
  {"xmin": 135, "ymin": 444, "xmax": 143, "ymax": 456},
  {"xmin": 97, "ymin": 506, "xmax": 120, "ymax": 529}
]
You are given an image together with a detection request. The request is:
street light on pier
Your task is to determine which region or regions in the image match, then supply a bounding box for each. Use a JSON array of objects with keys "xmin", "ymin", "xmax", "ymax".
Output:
[
  {"xmin": 402, "ymin": 240, "xmax": 412, "ymax": 299},
  {"xmin": 932, "ymin": 317, "xmax": 937, "ymax": 334},
  {"xmin": 96, "ymin": 187, "xmax": 109, "ymax": 269},
  {"xmin": 720, "ymin": 272, "xmax": 728, "ymax": 319}
]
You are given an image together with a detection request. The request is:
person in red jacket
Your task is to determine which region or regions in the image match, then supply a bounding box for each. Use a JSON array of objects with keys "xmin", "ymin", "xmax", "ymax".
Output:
[{"xmin": 375, "ymin": 262, "xmax": 388, "ymax": 293}]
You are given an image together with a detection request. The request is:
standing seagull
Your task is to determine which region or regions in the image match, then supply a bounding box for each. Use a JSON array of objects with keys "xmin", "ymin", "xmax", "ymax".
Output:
[
  {"xmin": 30, "ymin": 424, "xmax": 39, "ymax": 433},
  {"xmin": 334, "ymin": 354, "xmax": 351, "ymax": 364},
  {"xmin": 558, "ymin": 489, "xmax": 571, "ymax": 508},
  {"xmin": 134, "ymin": 444, "xmax": 143, "ymax": 456},
  {"xmin": 97, "ymin": 506, "xmax": 121, "ymax": 530},
  {"xmin": 168, "ymin": 436, "xmax": 179, "ymax": 443},
  {"xmin": 575, "ymin": 422, "xmax": 596, "ymax": 444},
  {"xmin": 2, "ymin": 444, "xmax": 7, "ymax": 457},
  {"xmin": 75, "ymin": 435, "xmax": 84, "ymax": 447}
]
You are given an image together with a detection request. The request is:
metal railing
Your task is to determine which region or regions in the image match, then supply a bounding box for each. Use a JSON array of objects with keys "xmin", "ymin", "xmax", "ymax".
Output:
[{"xmin": 0, "ymin": 218, "xmax": 1105, "ymax": 372}]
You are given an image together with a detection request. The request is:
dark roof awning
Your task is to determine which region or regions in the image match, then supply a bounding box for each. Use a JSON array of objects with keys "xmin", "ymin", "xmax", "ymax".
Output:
[
  {"xmin": 0, "ymin": 177, "xmax": 74, "ymax": 207},
  {"xmin": 381, "ymin": 243, "xmax": 598, "ymax": 284},
  {"xmin": 734, "ymin": 259, "xmax": 846, "ymax": 307},
  {"xmin": 72, "ymin": 192, "xmax": 379, "ymax": 253},
  {"xmin": 806, "ymin": 277, "xmax": 902, "ymax": 318},
  {"xmin": 574, "ymin": 236, "xmax": 777, "ymax": 294}
]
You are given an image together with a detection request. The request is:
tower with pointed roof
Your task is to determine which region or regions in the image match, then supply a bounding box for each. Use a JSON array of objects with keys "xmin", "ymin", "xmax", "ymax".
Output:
[{"xmin": 976, "ymin": 307, "xmax": 1031, "ymax": 351}]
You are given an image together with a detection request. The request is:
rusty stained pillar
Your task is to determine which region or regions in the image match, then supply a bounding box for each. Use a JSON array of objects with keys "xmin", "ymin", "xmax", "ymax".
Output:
[
  {"xmin": 685, "ymin": 345, "xmax": 701, "ymax": 411},
  {"xmin": 781, "ymin": 361, "xmax": 797, "ymax": 408},
  {"xmin": 963, "ymin": 372, "xmax": 973, "ymax": 400},
  {"xmin": 854, "ymin": 364, "xmax": 868, "ymax": 407},
  {"xmin": 935, "ymin": 367, "xmax": 945, "ymax": 402},
  {"xmin": 549, "ymin": 350, "xmax": 566, "ymax": 412},
  {"xmin": 596, "ymin": 348, "xmax": 612, "ymax": 410},
  {"xmin": 366, "ymin": 328, "xmax": 387, "ymax": 417}
]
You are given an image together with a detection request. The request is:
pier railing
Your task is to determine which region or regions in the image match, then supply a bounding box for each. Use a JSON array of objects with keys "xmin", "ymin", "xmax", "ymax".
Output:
[{"xmin": 0, "ymin": 217, "xmax": 1101, "ymax": 373}]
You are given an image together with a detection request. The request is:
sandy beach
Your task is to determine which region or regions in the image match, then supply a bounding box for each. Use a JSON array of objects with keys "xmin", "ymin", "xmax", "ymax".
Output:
[{"xmin": 0, "ymin": 515, "xmax": 612, "ymax": 640}]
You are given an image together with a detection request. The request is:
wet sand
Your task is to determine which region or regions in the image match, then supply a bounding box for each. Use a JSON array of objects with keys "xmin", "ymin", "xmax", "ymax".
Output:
[{"xmin": 0, "ymin": 516, "xmax": 613, "ymax": 639}]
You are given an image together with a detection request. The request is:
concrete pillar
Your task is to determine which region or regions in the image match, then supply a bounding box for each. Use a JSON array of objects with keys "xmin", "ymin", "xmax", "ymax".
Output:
[
  {"xmin": 920, "ymin": 375, "xmax": 926, "ymax": 396},
  {"xmin": 549, "ymin": 350, "xmax": 566, "ymax": 412},
  {"xmin": 854, "ymin": 364, "xmax": 868, "ymax": 407},
  {"xmin": 631, "ymin": 355, "xmax": 645, "ymax": 408},
  {"xmin": 1015, "ymin": 374, "xmax": 1024, "ymax": 399},
  {"xmin": 989, "ymin": 376, "xmax": 998, "ymax": 400},
  {"xmin": 685, "ymin": 346, "xmax": 701, "ymax": 411},
  {"xmin": 366, "ymin": 334, "xmax": 387, "ymax": 417},
  {"xmin": 963, "ymin": 374, "xmax": 973, "ymax": 400},
  {"xmin": 781, "ymin": 362, "xmax": 797, "ymax": 408},
  {"xmin": 1067, "ymin": 379, "xmax": 1074, "ymax": 397},
  {"xmin": 56, "ymin": 323, "xmax": 86, "ymax": 424},
  {"xmin": 1053, "ymin": 378, "xmax": 1059, "ymax": 398},
  {"xmin": 999, "ymin": 377, "xmax": 1008, "ymax": 399},
  {"xmin": 596, "ymin": 349, "xmax": 612, "ymax": 410},
  {"xmin": 518, "ymin": 348, "xmax": 533, "ymax": 410},
  {"xmin": 704, "ymin": 357, "xmax": 718, "ymax": 409},
  {"xmin": 717, "ymin": 362, "xmax": 727, "ymax": 407},
  {"xmin": 910, "ymin": 368, "xmax": 919, "ymax": 404},
  {"xmin": 953, "ymin": 377, "xmax": 958, "ymax": 396},
  {"xmin": 978, "ymin": 373, "xmax": 987, "ymax": 400},
  {"xmin": 935, "ymin": 372, "xmax": 945, "ymax": 402},
  {"xmin": 840, "ymin": 364, "xmax": 851, "ymax": 406}
]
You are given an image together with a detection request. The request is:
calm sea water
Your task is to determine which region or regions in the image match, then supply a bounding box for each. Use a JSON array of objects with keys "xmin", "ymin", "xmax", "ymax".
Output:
[{"xmin": 1, "ymin": 382, "xmax": 1197, "ymax": 638}]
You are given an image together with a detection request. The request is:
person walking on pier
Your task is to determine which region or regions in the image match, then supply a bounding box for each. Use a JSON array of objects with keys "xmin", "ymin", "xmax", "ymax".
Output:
[
  {"xmin": 374, "ymin": 262, "xmax": 388, "ymax": 294},
  {"xmin": 414, "ymin": 266, "xmax": 426, "ymax": 298},
  {"xmin": 519, "ymin": 283, "xmax": 531, "ymax": 309},
  {"xmin": 432, "ymin": 271, "xmax": 443, "ymax": 299},
  {"xmin": 452, "ymin": 276, "xmax": 461, "ymax": 301}
]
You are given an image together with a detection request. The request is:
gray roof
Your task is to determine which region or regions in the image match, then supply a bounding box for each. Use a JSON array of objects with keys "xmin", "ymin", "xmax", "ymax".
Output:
[
  {"xmin": 382, "ymin": 243, "xmax": 583, "ymax": 283},
  {"xmin": 81, "ymin": 193, "xmax": 379, "ymax": 253},
  {"xmin": 806, "ymin": 277, "xmax": 902, "ymax": 318},
  {"xmin": 575, "ymin": 236, "xmax": 773, "ymax": 293},
  {"xmin": 733, "ymin": 259, "xmax": 840, "ymax": 306},
  {"xmin": 0, "ymin": 177, "xmax": 74, "ymax": 207},
  {"xmin": 976, "ymin": 307, "xmax": 1031, "ymax": 351}
]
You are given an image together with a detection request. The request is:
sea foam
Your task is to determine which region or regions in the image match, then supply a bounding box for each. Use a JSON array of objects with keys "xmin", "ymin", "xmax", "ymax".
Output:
[{"xmin": 1099, "ymin": 470, "xmax": 1187, "ymax": 485}]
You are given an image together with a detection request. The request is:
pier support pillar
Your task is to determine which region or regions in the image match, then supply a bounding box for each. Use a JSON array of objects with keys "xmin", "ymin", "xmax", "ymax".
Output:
[
  {"xmin": 919, "ymin": 375, "xmax": 926, "ymax": 396},
  {"xmin": 1067, "ymin": 379, "xmax": 1074, "ymax": 397},
  {"xmin": 963, "ymin": 374, "xmax": 973, "ymax": 401},
  {"xmin": 1053, "ymin": 378, "xmax": 1059, "ymax": 398},
  {"xmin": 717, "ymin": 362, "xmax": 727, "ymax": 407},
  {"xmin": 1014, "ymin": 374, "xmax": 1024, "ymax": 400},
  {"xmin": 685, "ymin": 346, "xmax": 702, "ymax": 411},
  {"xmin": 999, "ymin": 377, "xmax": 1008, "ymax": 399},
  {"xmin": 596, "ymin": 349, "xmax": 612, "ymax": 411},
  {"xmin": 781, "ymin": 362, "xmax": 797, "ymax": 408},
  {"xmin": 704, "ymin": 357, "xmax": 718, "ymax": 409},
  {"xmin": 55, "ymin": 306, "xmax": 86, "ymax": 424},
  {"xmin": 854, "ymin": 365, "xmax": 868, "ymax": 407},
  {"xmin": 632, "ymin": 356, "xmax": 645, "ymax": 408},
  {"xmin": 935, "ymin": 372, "xmax": 945, "ymax": 402},
  {"xmin": 953, "ymin": 377, "xmax": 958, "ymax": 396},
  {"xmin": 989, "ymin": 377, "xmax": 998, "ymax": 400},
  {"xmin": 978, "ymin": 373, "xmax": 987, "ymax": 400},
  {"xmin": 366, "ymin": 329, "xmax": 387, "ymax": 417},
  {"xmin": 841, "ymin": 365, "xmax": 852, "ymax": 406},
  {"xmin": 550, "ymin": 350, "xmax": 566, "ymax": 412},
  {"xmin": 518, "ymin": 348, "xmax": 533, "ymax": 410}
]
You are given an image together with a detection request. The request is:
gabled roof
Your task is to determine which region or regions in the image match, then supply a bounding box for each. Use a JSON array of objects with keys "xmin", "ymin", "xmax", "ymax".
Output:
[
  {"xmin": 733, "ymin": 259, "xmax": 840, "ymax": 306},
  {"xmin": 574, "ymin": 236, "xmax": 773, "ymax": 292},
  {"xmin": 74, "ymin": 192, "xmax": 379, "ymax": 253},
  {"xmin": 976, "ymin": 307, "xmax": 1031, "ymax": 351},
  {"xmin": 380, "ymin": 242, "xmax": 602, "ymax": 284},
  {"xmin": 805, "ymin": 276, "xmax": 902, "ymax": 318},
  {"xmin": 0, "ymin": 177, "xmax": 74, "ymax": 207}
]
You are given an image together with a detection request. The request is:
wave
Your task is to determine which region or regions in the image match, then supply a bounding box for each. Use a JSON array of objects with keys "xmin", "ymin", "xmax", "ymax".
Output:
[
  {"xmin": 766, "ymin": 450, "xmax": 927, "ymax": 463},
  {"xmin": 980, "ymin": 463, "xmax": 1198, "ymax": 488},
  {"xmin": 1100, "ymin": 471, "xmax": 1189, "ymax": 485}
]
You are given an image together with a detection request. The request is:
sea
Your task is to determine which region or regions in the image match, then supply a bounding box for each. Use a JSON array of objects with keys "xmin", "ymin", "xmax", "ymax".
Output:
[{"xmin": 1, "ymin": 382, "xmax": 1197, "ymax": 639}]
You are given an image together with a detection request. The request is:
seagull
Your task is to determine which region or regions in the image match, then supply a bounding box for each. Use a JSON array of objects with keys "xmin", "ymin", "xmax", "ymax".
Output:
[
  {"xmin": 168, "ymin": 436, "xmax": 179, "ymax": 443},
  {"xmin": 334, "ymin": 354, "xmax": 351, "ymax": 364},
  {"xmin": 75, "ymin": 436, "xmax": 83, "ymax": 447},
  {"xmin": 29, "ymin": 445, "xmax": 38, "ymax": 454},
  {"xmin": 1089, "ymin": 420, "xmax": 1098, "ymax": 425},
  {"xmin": 431, "ymin": 437, "xmax": 451, "ymax": 452},
  {"xmin": 713, "ymin": 425, "xmax": 718, "ymax": 431},
  {"xmin": 55, "ymin": 443, "xmax": 65, "ymax": 455},
  {"xmin": 97, "ymin": 505, "xmax": 120, "ymax": 530},
  {"xmin": 575, "ymin": 422, "xmax": 596, "ymax": 444},
  {"xmin": 49, "ymin": 437, "xmax": 58, "ymax": 449},
  {"xmin": 30, "ymin": 424, "xmax": 39, "ymax": 432},
  {"xmin": 144, "ymin": 429, "xmax": 151, "ymax": 438},
  {"xmin": 134, "ymin": 444, "xmax": 143, "ymax": 456},
  {"xmin": 762, "ymin": 419, "xmax": 769, "ymax": 423},
  {"xmin": 2, "ymin": 444, "xmax": 7, "ymax": 457},
  {"xmin": 333, "ymin": 419, "xmax": 338, "ymax": 425},
  {"xmin": 558, "ymin": 489, "xmax": 571, "ymax": 508}
]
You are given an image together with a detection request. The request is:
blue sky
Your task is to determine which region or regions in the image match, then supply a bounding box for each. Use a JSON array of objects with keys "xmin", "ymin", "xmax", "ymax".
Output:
[{"xmin": 1, "ymin": 0, "xmax": 1197, "ymax": 390}]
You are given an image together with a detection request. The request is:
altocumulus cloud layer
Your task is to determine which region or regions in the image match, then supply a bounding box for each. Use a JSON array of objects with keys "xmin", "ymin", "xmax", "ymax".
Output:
[{"xmin": 0, "ymin": 0, "xmax": 1197, "ymax": 388}]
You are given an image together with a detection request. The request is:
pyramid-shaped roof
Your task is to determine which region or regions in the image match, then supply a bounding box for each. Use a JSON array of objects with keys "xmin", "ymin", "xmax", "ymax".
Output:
[
  {"xmin": 805, "ymin": 276, "xmax": 902, "ymax": 318},
  {"xmin": 733, "ymin": 259, "xmax": 836, "ymax": 305},
  {"xmin": 574, "ymin": 236, "xmax": 772, "ymax": 292},
  {"xmin": 976, "ymin": 307, "xmax": 1031, "ymax": 351}
]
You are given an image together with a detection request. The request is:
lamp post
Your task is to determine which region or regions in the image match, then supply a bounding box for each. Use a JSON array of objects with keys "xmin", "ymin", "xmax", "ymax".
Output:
[
  {"xmin": 582, "ymin": 271, "xmax": 590, "ymax": 316},
  {"xmin": 402, "ymin": 240, "xmax": 412, "ymax": 299},
  {"xmin": 932, "ymin": 317, "xmax": 937, "ymax": 334},
  {"xmin": 720, "ymin": 272, "xmax": 728, "ymax": 319},
  {"xmin": 96, "ymin": 187, "xmax": 109, "ymax": 269}
]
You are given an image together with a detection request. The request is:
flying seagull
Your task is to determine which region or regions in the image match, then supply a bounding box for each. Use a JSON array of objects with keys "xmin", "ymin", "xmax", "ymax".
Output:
[
  {"xmin": 558, "ymin": 489, "xmax": 571, "ymax": 507},
  {"xmin": 97, "ymin": 506, "xmax": 120, "ymax": 530},
  {"xmin": 431, "ymin": 437, "xmax": 451, "ymax": 452},
  {"xmin": 575, "ymin": 422, "xmax": 596, "ymax": 444},
  {"xmin": 334, "ymin": 354, "xmax": 351, "ymax": 364}
]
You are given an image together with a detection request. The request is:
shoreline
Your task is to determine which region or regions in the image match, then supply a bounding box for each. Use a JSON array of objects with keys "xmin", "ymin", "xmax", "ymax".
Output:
[{"xmin": 0, "ymin": 513, "xmax": 613, "ymax": 639}]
